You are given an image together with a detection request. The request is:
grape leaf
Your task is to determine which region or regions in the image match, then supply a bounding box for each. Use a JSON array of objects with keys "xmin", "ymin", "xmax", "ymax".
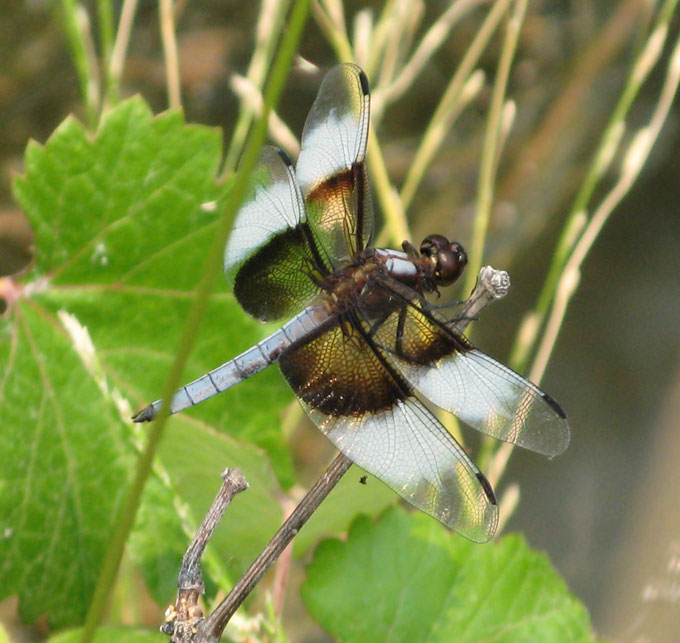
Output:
[
  {"xmin": 1, "ymin": 97, "xmax": 293, "ymax": 627},
  {"xmin": 0, "ymin": 302, "xmax": 134, "ymax": 627},
  {"xmin": 302, "ymin": 507, "xmax": 596, "ymax": 642}
]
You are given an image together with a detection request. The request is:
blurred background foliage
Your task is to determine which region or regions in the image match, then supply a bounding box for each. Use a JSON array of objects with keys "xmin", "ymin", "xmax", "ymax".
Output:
[{"xmin": 1, "ymin": 0, "xmax": 680, "ymax": 640}]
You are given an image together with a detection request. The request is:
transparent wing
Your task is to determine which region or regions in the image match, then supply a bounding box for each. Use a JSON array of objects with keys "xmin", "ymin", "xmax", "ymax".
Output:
[
  {"xmin": 278, "ymin": 317, "xmax": 498, "ymax": 542},
  {"xmin": 296, "ymin": 63, "xmax": 374, "ymax": 267},
  {"xmin": 368, "ymin": 282, "xmax": 570, "ymax": 456},
  {"xmin": 224, "ymin": 146, "xmax": 321, "ymax": 321}
]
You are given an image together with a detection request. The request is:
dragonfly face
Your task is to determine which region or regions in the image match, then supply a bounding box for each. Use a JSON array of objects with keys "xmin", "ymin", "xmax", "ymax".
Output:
[
  {"xmin": 418, "ymin": 234, "xmax": 468, "ymax": 287},
  {"xmin": 135, "ymin": 63, "xmax": 570, "ymax": 542}
]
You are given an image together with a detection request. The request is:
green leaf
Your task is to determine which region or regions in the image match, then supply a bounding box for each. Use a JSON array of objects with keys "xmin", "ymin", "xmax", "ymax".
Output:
[
  {"xmin": 293, "ymin": 466, "xmax": 396, "ymax": 556},
  {"xmin": 48, "ymin": 626, "xmax": 165, "ymax": 642},
  {"xmin": 0, "ymin": 302, "xmax": 134, "ymax": 627},
  {"xmin": 2, "ymin": 97, "xmax": 294, "ymax": 627},
  {"xmin": 302, "ymin": 507, "xmax": 595, "ymax": 642}
]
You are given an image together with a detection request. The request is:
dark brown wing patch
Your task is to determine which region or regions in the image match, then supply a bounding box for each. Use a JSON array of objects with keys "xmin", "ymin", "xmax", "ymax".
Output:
[
  {"xmin": 279, "ymin": 316, "xmax": 409, "ymax": 417},
  {"xmin": 389, "ymin": 299, "xmax": 471, "ymax": 365},
  {"xmin": 233, "ymin": 224, "xmax": 321, "ymax": 322},
  {"xmin": 278, "ymin": 307, "xmax": 498, "ymax": 541}
]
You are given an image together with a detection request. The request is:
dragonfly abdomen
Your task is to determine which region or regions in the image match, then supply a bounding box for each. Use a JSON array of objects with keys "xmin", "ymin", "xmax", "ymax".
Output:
[{"xmin": 132, "ymin": 304, "xmax": 333, "ymax": 422}]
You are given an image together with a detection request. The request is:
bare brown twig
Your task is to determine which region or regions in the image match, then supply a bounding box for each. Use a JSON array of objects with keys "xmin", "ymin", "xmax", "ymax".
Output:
[{"xmin": 162, "ymin": 468, "xmax": 249, "ymax": 642}]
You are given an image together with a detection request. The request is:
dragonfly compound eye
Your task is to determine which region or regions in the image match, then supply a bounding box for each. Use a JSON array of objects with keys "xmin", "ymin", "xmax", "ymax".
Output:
[{"xmin": 421, "ymin": 236, "xmax": 467, "ymax": 287}]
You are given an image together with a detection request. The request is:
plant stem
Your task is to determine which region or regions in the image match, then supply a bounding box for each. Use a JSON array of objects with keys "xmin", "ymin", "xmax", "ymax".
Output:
[
  {"xmin": 467, "ymin": 0, "xmax": 526, "ymax": 469},
  {"xmin": 509, "ymin": 0, "xmax": 679, "ymax": 374},
  {"xmin": 487, "ymin": 1, "xmax": 680, "ymax": 492},
  {"xmin": 61, "ymin": 0, "xmax": 99, "ymax": 128},
  {"xmin": 530, "ymin": 27, "xmax": 680, "ymax": 385},
  {"xmin": 108, "ymin": 0, "xmax": 139, "ymax": 106},
  {"xmin": 97, "ymin": 0, "xmax": 116, "ymax": 105},
  {"xmin": 464, "ymin": 0, "xmax": 527, "ymax": 296},
  {"xmin": 368, "ymin": 130, "xmax": 410, "ymax": 246},
  {"xmin": 311, "ymin": 0, "xmax": 354, "ymax": 61},
  {"xmin": 399, "ymin": 0, "xmax": 512, "ymax": 213},
  {"xmin": 223, "ymin": 0, "xmax": 291, "ymax": 173},
  {"xmin": 159, "ymin": 0, "xmax": 182, "ymax": 110}
]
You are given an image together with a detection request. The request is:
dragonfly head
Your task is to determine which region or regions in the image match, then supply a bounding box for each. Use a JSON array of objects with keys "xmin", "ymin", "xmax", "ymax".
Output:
[{"xmin": 420, "ymin": 234, "xmax": 467, "ymax": 287}]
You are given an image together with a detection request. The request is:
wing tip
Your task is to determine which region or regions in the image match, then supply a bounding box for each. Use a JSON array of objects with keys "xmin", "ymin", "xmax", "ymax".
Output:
[
  {"xmin": 357, "ymin": 68, "xmax": 370, "ymax": 96},
  {"xmin": 539, "ymin": 390, "xmax": 571, "ymax": 456},
  {"xmin": 276, "ymin": 147, "xmax": 294, "ymax": 167},
  {"xmin": 541, "ymin": 389, "xmax": 568, "ymax": 420},
  {"xmin": 552, "ymin": 422, "xmax": 571, "ymax": 457},
  {"xmin": 466, "ymin": 471, "xmax": 499, "ymax": 543},
  {"xmin": 476, "ymin": 471, "xmax": 497, "ymax": 506}
]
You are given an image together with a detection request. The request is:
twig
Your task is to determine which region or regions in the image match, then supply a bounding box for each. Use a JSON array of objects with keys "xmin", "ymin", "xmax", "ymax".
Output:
[
  {"xmin": 170, "ymin": 266, "xmax": 509, "ymax": 642},
  {"xmin": 271, "ymin": 497, "xmax": 297, "ymax": 618},
  {"xmin": 162, "ymin": 469, "xmax": 249, "ymax": 642},
  {"xmin": 196, "ymin": 453, "xmax": 353, "ymax": 642},
  {"xmin": 453, "ymin": 266, "xmax": 510, "ymax": 335}
]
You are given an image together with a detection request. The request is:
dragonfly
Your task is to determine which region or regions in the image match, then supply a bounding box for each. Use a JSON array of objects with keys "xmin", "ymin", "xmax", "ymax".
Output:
[{"xmin": 134, "ymin": 63, "xmax": 570, "ymax": 542}]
